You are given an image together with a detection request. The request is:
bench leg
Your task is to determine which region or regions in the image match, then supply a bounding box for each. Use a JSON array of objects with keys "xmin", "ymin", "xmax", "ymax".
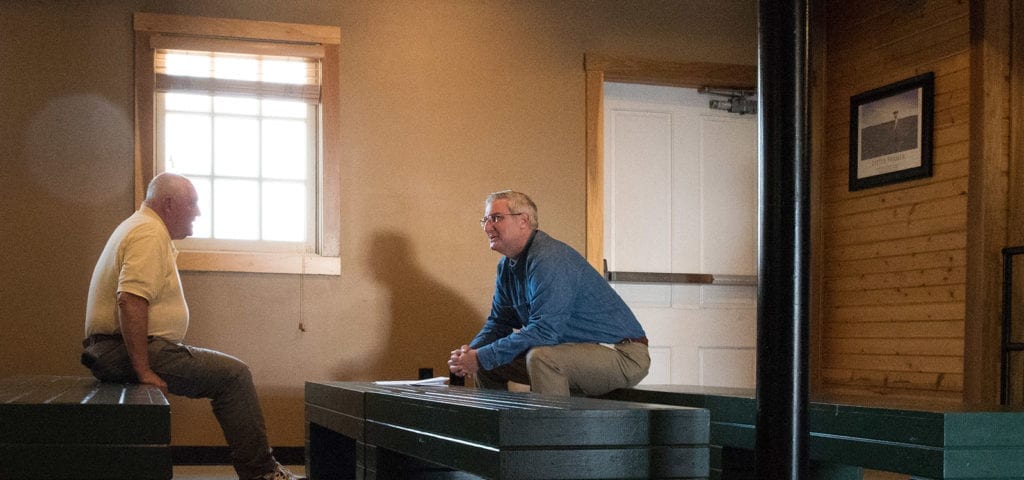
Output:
[
  {"xmin": 362, "ymin": 444, "xmax": 482, "ymax": 480},
  {"xmin": 307, "ymin": 422, "xmax": 358, "ymax": 480},
  {"xmin": 305, "ymin": 423, "xmax": 478, "ymax": 480},
  {"xmin": 716, "ymin": 446, "xmax": 861, "ymax": 480},
  {"xmin": 718, "ymin": 446, "xmax": 756, "ymax": 480},
  {"xmin": 811, "ymin": 462, "xmax": 862, "ymax": 480}
]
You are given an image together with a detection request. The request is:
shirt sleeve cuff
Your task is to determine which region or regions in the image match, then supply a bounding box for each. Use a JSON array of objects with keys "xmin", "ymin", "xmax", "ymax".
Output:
[{"xmin": 476, "ymin": 346, "xmax": 496, "ymax": 371}]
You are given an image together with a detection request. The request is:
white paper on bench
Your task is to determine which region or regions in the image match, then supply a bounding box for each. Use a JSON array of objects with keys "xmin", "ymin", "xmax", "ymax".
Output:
[{"xmin": 373, "ymin": 376, "xmax": 450, "ymax": 386}]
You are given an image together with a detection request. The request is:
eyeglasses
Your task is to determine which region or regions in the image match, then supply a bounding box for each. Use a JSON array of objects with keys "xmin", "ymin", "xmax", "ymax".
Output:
[{"xmin": 480, "ymin": 212, "xmax": 524, "ymax": 227}]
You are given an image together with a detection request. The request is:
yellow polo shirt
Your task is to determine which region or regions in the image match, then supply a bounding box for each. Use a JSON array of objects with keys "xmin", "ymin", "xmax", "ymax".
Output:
[{"xmin": 84, "ymin": 205, "xmax": 189, "ymax": 342}]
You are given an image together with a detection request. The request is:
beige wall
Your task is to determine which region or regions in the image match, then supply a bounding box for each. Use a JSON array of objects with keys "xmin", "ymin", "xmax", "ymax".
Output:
[{"xmin": 0, "ymin": 1, "xmax": 757, "ymax": 446}]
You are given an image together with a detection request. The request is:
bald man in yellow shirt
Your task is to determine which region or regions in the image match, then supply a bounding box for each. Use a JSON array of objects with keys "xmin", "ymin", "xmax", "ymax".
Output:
[{"xmin": 82, "ymin": 172, "xmax": 302, "ymax": 480}]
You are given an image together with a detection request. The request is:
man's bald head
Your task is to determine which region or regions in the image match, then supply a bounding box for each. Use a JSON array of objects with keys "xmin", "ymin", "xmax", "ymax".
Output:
[
  {"xmin": 145, "ymin": 172, "xmax": 192, "ymax": 205},
  {"xmin": 143, "ymin": 173, "xmax": 200, "ymax": 240}
]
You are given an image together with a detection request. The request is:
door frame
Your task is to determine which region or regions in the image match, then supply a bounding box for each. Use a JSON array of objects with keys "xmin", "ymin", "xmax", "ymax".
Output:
[{"xmin": 583, "ymin": 54, "xmax": 756, "ymax": 271}]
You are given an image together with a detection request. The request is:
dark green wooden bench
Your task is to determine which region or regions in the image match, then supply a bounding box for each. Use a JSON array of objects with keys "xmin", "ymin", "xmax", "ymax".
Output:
[
  {"xmin": 602, "ymin": 384, "xmax": 1024, "ymax": 480},
  {"xmin": 305, "ymin": 381, "xmax": 710, "ymax": 479},
  {"xmin": 0, "ymin": 375, "xmax": 171, "ymax": 480}
]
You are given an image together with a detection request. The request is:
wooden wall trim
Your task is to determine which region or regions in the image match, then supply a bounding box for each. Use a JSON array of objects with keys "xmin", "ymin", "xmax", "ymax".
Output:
[
  {"xmin": 582, "ymin": 54, "xmax": 756, "ymax": 271},
  {"xmin": 320, "ymin": 43, "xmax": 342, "ymax": 257},
  {"xmin": 585, "ymin": 54, "xmax": 756, "ymax": 89},
  {"xmin": 585, "ymin": 70, "xmax": 605, "ymax": 273},
  {"xmin": 809, "ymin": 0, "xmax": 828, "ymax": 396},
  {"xmin": 134, "ymin": 12, "xmax": 340, "ymax": 45},
  {"xmin": 1010, "ymin": 3, "xmax": 1024, "ymax": 245},
  {"xmin": 133, "ymin": 30, "xmax": 155, "ymax": 209},
  {"xmin": 964, "ymin": 0, "xmax": 1012, "ymax": 404},
  {"xmin": 1007, "ymin": 0, "xmax": 1024, "ymax": 405}
]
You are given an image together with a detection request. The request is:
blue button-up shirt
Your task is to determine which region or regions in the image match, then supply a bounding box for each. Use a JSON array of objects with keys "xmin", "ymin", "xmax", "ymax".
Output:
[{"xmin": 471, "ymin": 230, "xmax": 646, "ymax": 370}]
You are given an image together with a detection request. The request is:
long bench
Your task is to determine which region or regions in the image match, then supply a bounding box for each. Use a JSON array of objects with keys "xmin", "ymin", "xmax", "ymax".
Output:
[
  {"xmin": 602, "ymin": 384, "xmax": 1024, "ymax": 480},
  {"xmin": 305, "ymin": 381, "xmax": 711, "ymax": 479},
  {"xmin": 0, "ymin": 375, "xmax": 171, "ymax": 480}
]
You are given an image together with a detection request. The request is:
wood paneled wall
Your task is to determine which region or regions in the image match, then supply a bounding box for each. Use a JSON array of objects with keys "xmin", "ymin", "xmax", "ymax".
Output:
[{"xmin": 818, "ymin": 0, "xmax": 971, "ymax": 401}]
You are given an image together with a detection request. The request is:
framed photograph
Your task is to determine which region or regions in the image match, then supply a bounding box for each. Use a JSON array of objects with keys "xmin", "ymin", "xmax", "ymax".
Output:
[{"xmin": 849, "ymin": 72, "xmax": 934, "ymax": 191}]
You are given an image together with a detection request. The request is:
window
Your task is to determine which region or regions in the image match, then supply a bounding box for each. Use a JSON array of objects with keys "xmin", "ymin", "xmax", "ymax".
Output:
[
  {"xmin": 134, "ymin": 13, "xmax": 341, "ymax": 274},
  {"xmin": 155, "ymin": 50, "xmax": 317, "ymax": 249}
]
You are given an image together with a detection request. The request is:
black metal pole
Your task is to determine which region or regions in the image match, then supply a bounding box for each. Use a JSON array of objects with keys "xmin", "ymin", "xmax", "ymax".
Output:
[{"xmin": 756, "ymin": 0, "xmax": 810, "ymax": 478}]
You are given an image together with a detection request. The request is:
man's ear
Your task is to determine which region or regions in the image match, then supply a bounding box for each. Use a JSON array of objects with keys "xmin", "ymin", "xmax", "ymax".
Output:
[
  {"xmin": 160, "ymin": 195, "xmax": 176, "ymax": 212},
  {"xmin": 520, "ymin": 214, "xmax": 532, "ymax": 229}
]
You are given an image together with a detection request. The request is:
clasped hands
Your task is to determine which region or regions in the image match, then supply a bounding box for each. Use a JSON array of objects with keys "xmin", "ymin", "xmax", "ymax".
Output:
[{"xmin": 448, "ymin": 345, "xmax": 479, "ymax": 378}]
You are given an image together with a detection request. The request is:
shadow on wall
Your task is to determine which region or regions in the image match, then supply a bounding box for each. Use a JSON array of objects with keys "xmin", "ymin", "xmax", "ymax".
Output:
[{"xmin": 335, "ymin": 230, "xmax": 483, "ymax": 381}]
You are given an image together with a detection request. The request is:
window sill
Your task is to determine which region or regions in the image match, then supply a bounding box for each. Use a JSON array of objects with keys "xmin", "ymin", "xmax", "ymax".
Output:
[{"xmin": 176, "ymin": 250, "xmax": 340, "ymax": 276}]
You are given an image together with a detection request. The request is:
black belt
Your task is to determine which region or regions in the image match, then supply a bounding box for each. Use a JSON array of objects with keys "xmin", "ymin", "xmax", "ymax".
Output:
[
  {"xmin": 82, "ymin": 333, "xmax": 123, "ymax": 348},
  {"xmin": 619, "ymin": 336, "xmax": 648, "ymax": 345}
]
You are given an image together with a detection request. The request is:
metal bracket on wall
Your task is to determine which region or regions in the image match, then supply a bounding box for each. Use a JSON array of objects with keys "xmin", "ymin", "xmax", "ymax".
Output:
[{"xmin": 700, "ymin": 87, "xmax": 758, "ymax": 115}]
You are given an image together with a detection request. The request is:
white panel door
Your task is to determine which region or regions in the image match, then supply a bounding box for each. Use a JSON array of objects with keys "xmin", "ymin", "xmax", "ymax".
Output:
[{"xmin": 604, "ymin": 82, "xmax": 758, "ymax": 388}]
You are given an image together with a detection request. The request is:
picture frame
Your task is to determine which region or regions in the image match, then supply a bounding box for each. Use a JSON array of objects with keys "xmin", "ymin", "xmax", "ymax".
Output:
[{"xmin": 848, "ymin": 72, "xmax": 934, "ymax": 191}]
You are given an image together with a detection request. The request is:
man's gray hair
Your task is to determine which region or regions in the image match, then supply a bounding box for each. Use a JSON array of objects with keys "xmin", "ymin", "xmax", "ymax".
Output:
[{"xmin": 486, "ymin": 190, "xmax": 539, "ymax": 229}]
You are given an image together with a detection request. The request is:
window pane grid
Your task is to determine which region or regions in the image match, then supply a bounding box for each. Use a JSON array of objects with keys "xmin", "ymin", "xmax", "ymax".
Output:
[{"xmin": 156, "ymin": 49, "xmax": 316, "ymax": 249}]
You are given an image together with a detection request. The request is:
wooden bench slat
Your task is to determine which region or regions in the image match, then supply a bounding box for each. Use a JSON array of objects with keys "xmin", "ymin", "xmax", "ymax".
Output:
[
  {"xmin": 306, "ymin": 381, "xmax": 711, "ymax": 480},
  {"xmin": 0, "ymin": 375, "xmax": 172, "ymax": 480},
  {"xmin": 603, "ymin": 384, "xmax": 1024, "ymax": 480},
  {"xmin": 306, "ymin": 403, "xmax": 365, "ymax": 440},
  {"xmin": 50, "ymin": 379, "xmax": 109, "ymax": 404},
  {"xmin": 0, "ymin": 375, "xmax": 87, "ymax": 403},
  {"xmin": 366, "ymin": 388, "xmax": 706, "ymax": 447},
  {"xmin": 364, "ymin": 420, "xmax": 501, "ymax": 478}
]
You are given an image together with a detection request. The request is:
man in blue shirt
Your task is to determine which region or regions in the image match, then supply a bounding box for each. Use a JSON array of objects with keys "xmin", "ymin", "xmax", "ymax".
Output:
[{"xmin": 448, "ymin": 190, "xmax": 650, "ymax": 396}]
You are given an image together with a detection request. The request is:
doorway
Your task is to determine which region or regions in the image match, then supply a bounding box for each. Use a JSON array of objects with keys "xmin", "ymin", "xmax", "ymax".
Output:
[
  {"xmin": 584, "ymin": 54, "xmax": 758, "ymax": 386},
  {"xmin": 603, "ymin": 82, "xmax": 757, "ymax": 386}
]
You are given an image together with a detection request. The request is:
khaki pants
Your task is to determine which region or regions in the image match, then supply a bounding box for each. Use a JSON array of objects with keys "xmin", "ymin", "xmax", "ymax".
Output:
[{"xmin": 475, "ymin": 341, "xmax": 650, "ymax": 396}]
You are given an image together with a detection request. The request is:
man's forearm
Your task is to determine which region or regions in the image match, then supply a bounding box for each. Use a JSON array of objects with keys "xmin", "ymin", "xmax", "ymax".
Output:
[{"xmin": 116, "ymin": 291, "xmax": 154, "ymax": 377}]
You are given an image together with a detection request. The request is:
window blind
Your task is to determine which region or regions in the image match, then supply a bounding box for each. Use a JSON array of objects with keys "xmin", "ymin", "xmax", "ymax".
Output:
[{"xmin": 152, "ymin": 34, "xmax": 321, "ymax": 103}]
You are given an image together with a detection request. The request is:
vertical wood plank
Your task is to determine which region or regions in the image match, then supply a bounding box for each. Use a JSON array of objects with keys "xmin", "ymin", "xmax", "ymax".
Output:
[
  {"xmin": 810, "ymin": 0, "xmax": 829, "ymax": 395},
  {"xmin": 585, "ymin": 68, "xmax": 605, "ymax": 272},
  {"xmin": 964, "ymin": 0, "xmax": 1012, "ymax": 404},
  {"xmin": 133, "ymin": 29, "xmax": 155, "ymax": 208},
  {"xmin": 320, "ymin": 43, "xmax": 342, "ymax": 258}
]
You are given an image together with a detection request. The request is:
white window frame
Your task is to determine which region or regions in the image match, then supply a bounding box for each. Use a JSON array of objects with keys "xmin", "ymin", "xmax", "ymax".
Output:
[{"xmin": 134, "ymin": 13, "xmax": 341, "ymax": 275}]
